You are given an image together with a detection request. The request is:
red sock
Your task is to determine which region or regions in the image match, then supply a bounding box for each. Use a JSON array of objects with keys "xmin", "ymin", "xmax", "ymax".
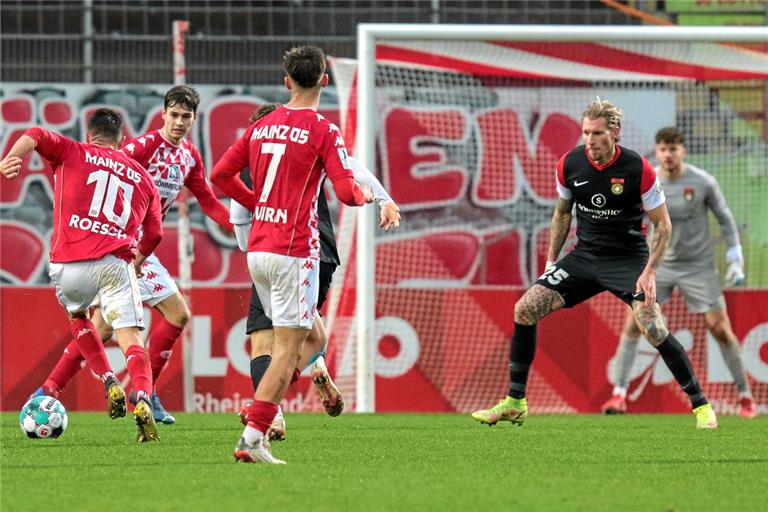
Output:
[
  {"xmin": 148, "ymin": 318, "xmax": 184, "ymax": 386},
  {"xmin": 44, "ymin": 339, "xmax": 86, "ymax": 392},
  {"xmin": 246, "ymin": 399, "xmax": 278, "ymax": 434},
  {"xmin": 125, "ymin": 345, "xmax": 153, "ymax": 401},
  {"xmin": 71, "ymin": 318, "xmax": 112, "ymax": 381}
]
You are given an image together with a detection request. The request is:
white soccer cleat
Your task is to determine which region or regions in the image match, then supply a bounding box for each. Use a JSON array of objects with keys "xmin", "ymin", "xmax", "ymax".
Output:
[
  {"xmin": 267, "ymin": 406, "xmax": 286, "ymax": 442},
  {"xmin": 233, "ymin": 437, "xmax": 285, "ymax": 464}
]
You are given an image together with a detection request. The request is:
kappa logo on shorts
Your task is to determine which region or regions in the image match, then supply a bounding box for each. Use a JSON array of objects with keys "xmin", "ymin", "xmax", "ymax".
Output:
[
  {"xmin": 303, "ymin": 260, "xmax": 314, "ymax": 269},
  {"xmin": 153, "ymin": 283, "xmax": 165, "ymax": 293},
  {"xmin": 145, "ymin": 271, "xmax": 158, "ymax": 280},
  {"xmin": 301, "ymin": 278, "xmax": 310, "ymax": 287}
]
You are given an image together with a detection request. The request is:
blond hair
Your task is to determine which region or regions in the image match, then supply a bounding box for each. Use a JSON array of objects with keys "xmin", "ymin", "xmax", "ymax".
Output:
[{"xmin": 583, "ymin": 97, "xmax": 623, "ymax": 133}]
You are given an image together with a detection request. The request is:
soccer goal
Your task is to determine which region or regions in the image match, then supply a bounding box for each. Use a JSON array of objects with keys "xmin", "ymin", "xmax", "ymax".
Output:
[{"xmin": 327, "ymin": 24, "xmax": 768, "ymax": 414}]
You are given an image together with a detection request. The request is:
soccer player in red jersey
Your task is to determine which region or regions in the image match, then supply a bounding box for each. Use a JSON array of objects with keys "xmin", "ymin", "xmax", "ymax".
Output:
[
  {"xmin": 212, "ymin": 46, "xmax": 372, "ymax": 464},
  {"xmin": 471, "ymin": 98, "xmax": 718, "ymax": 429},
  {"xmin": 30, "ymin": 86, "xmax": 233, "ymax": 425},
  {"xmin": 232, "ymin": 103, "xmax": 401, "ymax": 441},
  {"xmin": 0, "ymin": 109, "xmax": 163, "ymax": 442}
]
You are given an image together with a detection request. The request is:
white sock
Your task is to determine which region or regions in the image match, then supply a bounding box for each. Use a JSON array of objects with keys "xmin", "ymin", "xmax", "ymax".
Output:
[
  {"xmin": 613, "ymin": 386, "xmax": 627, "ymax": 399},
  {"xmin": 242, "ymin": 425, "xmax": 264, "ymax": 446}
]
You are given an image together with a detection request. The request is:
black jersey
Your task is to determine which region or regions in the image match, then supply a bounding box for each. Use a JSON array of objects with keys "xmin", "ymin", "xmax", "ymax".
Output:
[
  {"xmin": 556, "ymin": 145, "xmax": 664, "ymax": 257},
  {"xmin": 317, "ymin": 180, "xmax": 341, "ymax": 266}
]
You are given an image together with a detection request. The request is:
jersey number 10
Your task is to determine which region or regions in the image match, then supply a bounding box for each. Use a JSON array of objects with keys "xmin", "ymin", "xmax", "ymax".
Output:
[{"xmin": 87, "ymin": 169, "xmax": 134, "ymax": 229}]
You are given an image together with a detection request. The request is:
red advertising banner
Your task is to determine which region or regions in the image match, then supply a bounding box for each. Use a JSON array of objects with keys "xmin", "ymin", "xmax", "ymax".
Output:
[{"xmin": 2, "ymin": 287, "xmax": 766, "ymax": 415}]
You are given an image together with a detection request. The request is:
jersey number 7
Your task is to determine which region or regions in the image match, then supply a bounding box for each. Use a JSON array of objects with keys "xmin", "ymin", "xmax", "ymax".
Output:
[{"xmin": 259, "ymin": 143, "xmax": 287, "ymax": 203}]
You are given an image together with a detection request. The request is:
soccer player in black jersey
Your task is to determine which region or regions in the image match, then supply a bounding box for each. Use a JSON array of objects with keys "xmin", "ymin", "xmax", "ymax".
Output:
[
  {"xmin": 231, "ymin": 103, "xmax": 401, "ymax": 440},
  {"xmin": 472, "ymin": 98, "xmax": 718, "ymax": 429}
]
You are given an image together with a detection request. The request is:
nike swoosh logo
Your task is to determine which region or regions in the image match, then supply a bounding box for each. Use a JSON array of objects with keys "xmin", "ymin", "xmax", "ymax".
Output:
[{"xmin": 573, "ymin": 180, "xmax": 588, "ymax": 187}]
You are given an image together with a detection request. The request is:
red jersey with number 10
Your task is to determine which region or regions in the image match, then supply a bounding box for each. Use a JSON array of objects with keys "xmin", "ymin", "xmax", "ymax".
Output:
[
  {"xmin": 26, "ymin": 128, "xmax": 163, "ymax": 264},
  {"xmin": 214, "ymin": 105, "xmax": 361, "ymax": 259}
]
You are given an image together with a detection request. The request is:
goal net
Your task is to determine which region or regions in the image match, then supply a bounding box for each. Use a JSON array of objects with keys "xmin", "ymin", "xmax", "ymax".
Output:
[{"xmin": 326, "ymin": 25, "xmax": 768, "ymax": 415}]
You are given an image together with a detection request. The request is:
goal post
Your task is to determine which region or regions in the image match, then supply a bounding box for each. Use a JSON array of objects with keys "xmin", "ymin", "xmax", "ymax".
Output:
[
  {"xmin": 349, "ymin": 24, "xmax": 768, "ymax": 414},
  {"xmin": 172, "ymin": 19, "xmax": 195, "ymax": 414}
]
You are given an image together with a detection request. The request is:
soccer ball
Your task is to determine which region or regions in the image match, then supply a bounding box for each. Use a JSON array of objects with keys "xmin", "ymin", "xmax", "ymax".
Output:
[{"xmin": 19, "ymin": 396, "xmax": 68, "ymax": 438}]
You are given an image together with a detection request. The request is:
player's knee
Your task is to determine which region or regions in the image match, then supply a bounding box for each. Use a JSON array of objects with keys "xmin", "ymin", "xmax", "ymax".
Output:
[
  {"xmin": 633, "ymin": 310, "xmax": 668, "ymax": 345},
  {"xmin": 706, "ymin": 320, "xmax": 732, "ymax": 344},
  {"xmin": 171, "ymin": 306, "xmax": 191, "ymax": 327}
]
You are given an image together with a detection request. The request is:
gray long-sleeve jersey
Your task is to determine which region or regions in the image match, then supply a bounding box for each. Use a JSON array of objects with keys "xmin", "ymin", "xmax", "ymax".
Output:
[{"xmin": 660, "ymin": 163, "xmax": 739, "ymax": 266}]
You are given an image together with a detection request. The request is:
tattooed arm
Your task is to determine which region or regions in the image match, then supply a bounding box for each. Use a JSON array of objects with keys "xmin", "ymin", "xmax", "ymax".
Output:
[
  {"xmin": 547, "ymin": 197, "xmax": 574, "ymax": 265},
  {"xmin": 636, "ymin": 203, "xmax": 671, "ymax": 306}
]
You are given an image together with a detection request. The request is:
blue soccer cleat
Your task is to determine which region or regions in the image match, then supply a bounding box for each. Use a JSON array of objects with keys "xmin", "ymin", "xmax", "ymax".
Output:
[{"xmin": 151, "ymin": 392, "xmax": 176, "ymax": 425}]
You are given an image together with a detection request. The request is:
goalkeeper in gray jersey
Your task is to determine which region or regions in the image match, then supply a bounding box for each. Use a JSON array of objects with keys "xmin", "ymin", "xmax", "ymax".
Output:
[{"xmin": 602, "ymin": 127, "xmax": 756, "ymax": 418}]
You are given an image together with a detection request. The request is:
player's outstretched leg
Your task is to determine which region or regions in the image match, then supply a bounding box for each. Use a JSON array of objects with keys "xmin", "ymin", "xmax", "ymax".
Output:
[
  {"xmin": 134, "ymin": 396, "xmax": 160, "ymax": 442},
  {"xmin": 472, "ymin": 396, "xmax": 527, "ymax": 426},
  {"xmin": 311, "ymin": 357, "xmax": 344, "ymax": 417}
]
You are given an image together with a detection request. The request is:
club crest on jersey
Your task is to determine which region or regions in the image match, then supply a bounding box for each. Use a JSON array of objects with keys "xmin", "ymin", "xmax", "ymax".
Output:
[
  {"xmin": 167, "ymin": 164, "xmax": 180, "ymax": 181},
  {"xmin": 591, "ymin": 193, "xmax": 606, "ymax": 208},
  {"xmin": 610, "ymin": 177, "xmax": 624, "ymax": 195},
  {"xmin": 684, "ymin": 187, "xmax": 695, "ymax": 202}
]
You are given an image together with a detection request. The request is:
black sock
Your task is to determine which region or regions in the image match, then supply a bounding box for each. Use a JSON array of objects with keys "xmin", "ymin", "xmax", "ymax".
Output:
[
  {"xmin": 656, "ymin": 334, "xmax": 708, "ymax": 409},
  {"xmin": 249, "ymin": 355, "xmax": 272, "ymax": 392},
  {"xmin": 507, "ymin": 323, "xmax": 537, "ymax": 399}
]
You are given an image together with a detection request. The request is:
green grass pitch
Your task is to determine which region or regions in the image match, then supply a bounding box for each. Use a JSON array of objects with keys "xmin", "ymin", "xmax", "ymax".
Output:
[{"xmin": 2, "ymin": 412, "xmax": 767, "ymax": 511}]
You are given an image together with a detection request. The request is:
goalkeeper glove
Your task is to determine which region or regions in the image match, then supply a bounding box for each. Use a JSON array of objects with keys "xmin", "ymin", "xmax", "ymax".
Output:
[{"xmin": 724, "ymin": 245, "xmax": 745, "ymax": 287}]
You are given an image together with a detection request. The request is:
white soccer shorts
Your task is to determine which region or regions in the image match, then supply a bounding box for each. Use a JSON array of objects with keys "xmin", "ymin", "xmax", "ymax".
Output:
[
  {"xmin": 136, "ymin": 253, "xmax": 179, "ymax": 306},
  {"xmin": 49, "ymin": 254, "xmax": 145, "ymax": 330},
  {"xmin": 247, "ymin": 251, "xmax": 319, "ymax": 329}
]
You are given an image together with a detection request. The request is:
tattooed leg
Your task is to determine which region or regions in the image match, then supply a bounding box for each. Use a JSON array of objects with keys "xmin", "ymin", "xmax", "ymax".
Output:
[
  {"xmin": 514, "ymin": 284, "xmax": 565, "ymax": 325},
  {"xmin": 632, "ymin": 301, "xmax": 668, "ymax": 346}
]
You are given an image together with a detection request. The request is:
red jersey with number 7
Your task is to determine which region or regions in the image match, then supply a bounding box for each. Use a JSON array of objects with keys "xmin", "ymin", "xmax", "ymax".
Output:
[
  {"xmin": 212, "ymin": 105, "xmax": 366, "ymax": 259},
  {"xmin": 25, "ymin": 127, "xmax": 163, "ymax": 264}
]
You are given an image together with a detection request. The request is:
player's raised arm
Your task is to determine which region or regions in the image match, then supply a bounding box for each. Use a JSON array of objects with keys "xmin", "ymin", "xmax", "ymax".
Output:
[
  {"xmin": 211, "ymin": 130, "xmax": 256, "ymax": 210},
  {"xmin": 184, "ymin": 147, "xmax": 234, "ymax": 231},
  {"xmin": 347, "ymin": 156, "xmax": 401, "ymax": 230},
  {"xmin": 1, "ymin": 128, "xmax": 72, "ymax": 179}
]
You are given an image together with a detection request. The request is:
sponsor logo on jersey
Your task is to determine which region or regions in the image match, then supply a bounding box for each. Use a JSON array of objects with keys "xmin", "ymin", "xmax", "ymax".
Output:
[
  {"xmin": 610, "ymin": 177, "xmax": 624, "ymax": 195},
  {"xmin": 591, "ymin": 193, "xmax": 606, "ymax": 208},
  {"xmin": 684, "ymin": 187, "xmax": 695, "ymax": 202},
  {"xmin": 167, "ymin": 164, "xmax": 180, "ymax": 181}
]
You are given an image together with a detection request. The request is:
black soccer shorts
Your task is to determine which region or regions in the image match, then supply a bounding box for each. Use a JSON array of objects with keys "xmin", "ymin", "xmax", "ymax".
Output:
[
  {"xmin": 534, "ymin": 249, "xmax": 648, "ymax": 308},
  {"xmin": 245, "ymin": 261, "xmax": 337, "ymax": 334}
]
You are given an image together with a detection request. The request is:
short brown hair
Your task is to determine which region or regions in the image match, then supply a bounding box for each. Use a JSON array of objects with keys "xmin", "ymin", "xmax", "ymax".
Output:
[
  {"xmin": 283, "ymin": 46, "xmax": 326, "ymax": 89},
  {"xmin": 655, "ymin": 126, "xmax": 685, "ymax": 145},
  {"xmin": 164, "ymin": 85, "xmax": 200, "ymax": 112},
  {"xmin": 249, "ymin": 102, "xmax": 279, "ymax": 123}
]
